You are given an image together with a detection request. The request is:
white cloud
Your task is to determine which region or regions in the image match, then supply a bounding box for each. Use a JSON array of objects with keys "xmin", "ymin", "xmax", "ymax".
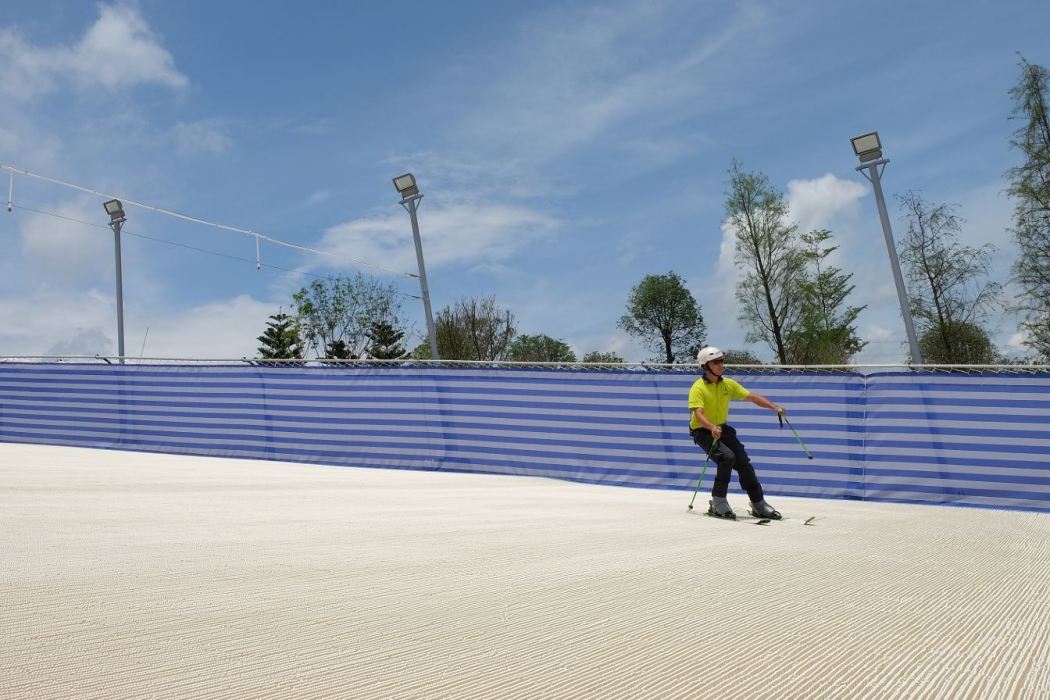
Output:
[
  {"xmin": 0, "ymin": 288, "xmax": 114, "ymax": 355},
  {"xmin": 310, "ymin": 201, "xmax": 560, "ymax": 276},
  {"xmin": 786, "ymin": 174, "xmax": 868, "ymax": 235},
  {"xmin": 45, "ymin": 327, "xmax": 113, "ymax": 356},
  {"xmin": 0, "ymin": 3, "xmax": 187, "ymax": 100},
  {"xmin": 0, "ymin": 288, "xmax": 277, "ymax": 358},
  {"xmin": 172, "ymin": 120, "xmax": 233, "ymax": 155},
  {"xmin": 136, "ymin": 295, "xmax": 275, "ymax": 358},
  {"xmin": 18, "ymin": 201, "xmax": 114, "ymax": 285}
]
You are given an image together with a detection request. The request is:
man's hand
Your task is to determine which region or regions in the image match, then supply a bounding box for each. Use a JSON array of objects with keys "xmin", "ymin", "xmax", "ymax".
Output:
[
  {"xmin": 775, "ymin": 406, "xmax": 786, "ymax": 417},
  {"xmin": 712, "ymin": 425, "xmax": 723, "ymax": 440}
]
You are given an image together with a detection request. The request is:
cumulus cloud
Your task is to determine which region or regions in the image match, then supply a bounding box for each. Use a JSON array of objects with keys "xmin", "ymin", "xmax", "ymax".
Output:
[
  {"xmin": 0, "ymin": 288, "xmax": 114, "ymax": 355},
  {"xmin": 45, "ymin": 327, "xmax": 113, "ymax": 356},
  {"xmin": 0, "ymin": 3, "xmax": 187, "ymax": 100},
  {"xmin": 786, "ymin": 174, "xmax": 868, "ymax": 235},
  {"xmin": 310, "ymin": 202, "xmax": 560, "ymax": 276},
  {"xmin": 137, "ymin": 295, "xmax": 276, "ymax": 358},
  {"xmin": 0, "ymin": 288, "xmax": 278, "ymax": 358}
]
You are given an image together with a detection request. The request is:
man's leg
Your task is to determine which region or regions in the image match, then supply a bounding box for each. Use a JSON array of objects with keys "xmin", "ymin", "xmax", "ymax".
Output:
[
  {"xmin": 693, "ymin": 429, "xmax": 738, "ymax": 498},
  {"xmin": 719, "ymin": 425, "xmax": 764, "ymax": 502}
]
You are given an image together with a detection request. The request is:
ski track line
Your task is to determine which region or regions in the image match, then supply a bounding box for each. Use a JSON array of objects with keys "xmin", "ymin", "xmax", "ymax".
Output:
[{"xmin": 2, "ymin": 443, "xmax": 1049, "ymax": 699}]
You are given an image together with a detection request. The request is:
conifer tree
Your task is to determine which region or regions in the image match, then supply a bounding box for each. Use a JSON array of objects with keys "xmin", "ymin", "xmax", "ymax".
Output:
[{"xmin": 257, "ymin": 312, "xmax": 303, "ymax": 360}]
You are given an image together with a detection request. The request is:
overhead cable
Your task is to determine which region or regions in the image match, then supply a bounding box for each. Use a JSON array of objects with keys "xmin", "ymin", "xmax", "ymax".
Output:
[
  {"xmin": 5, "ymin": 202, "xmax": 422, "ymax": 302},
  {"xmin": 1, "ymin": 162, "xmax": 417, "ymax": 279}
]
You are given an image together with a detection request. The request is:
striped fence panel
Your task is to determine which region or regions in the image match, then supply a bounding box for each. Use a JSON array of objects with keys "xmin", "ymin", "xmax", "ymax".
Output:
[
  {"xmin": 0, "ymin": 363, "xmax": 1046, "ymax": 512},
  {"xmin": 864, "ymin": 372, "xmax": 1050, "ymax": 511}
]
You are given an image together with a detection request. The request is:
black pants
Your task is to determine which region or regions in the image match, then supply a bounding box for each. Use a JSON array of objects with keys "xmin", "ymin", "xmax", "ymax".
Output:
[{"xmin": 691, "ymin": 424, "xmax": 765, "ymax": 502}]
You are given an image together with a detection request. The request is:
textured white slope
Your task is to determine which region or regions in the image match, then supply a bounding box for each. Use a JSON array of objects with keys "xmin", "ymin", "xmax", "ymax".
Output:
[{"xmin": 2, "ymin": 444, "xmax": 1048, "ymax": 699}]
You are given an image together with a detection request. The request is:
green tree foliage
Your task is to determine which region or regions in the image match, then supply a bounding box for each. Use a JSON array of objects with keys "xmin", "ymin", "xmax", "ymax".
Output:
[
  {"xmin": 618, "ymin": 271, "xmax": 706, "ymax": 364},
  {"xmin": 1007, "ymin": 57, "xmax": 1050, "ymax": 360},
  {"xmin": 409, "ymin": 340, "xmax": 432, "ymax": 360},
  {"xmin": 367, "ymin": 320, "xmax": 408, "ymax": 360},
  {"xmin": 582, "ymin": 351, "xmax": 624, "ymax": 363},
  {"xmin": 324, "ymin": 340, "xmax": 353, "ymax": 360},
  {"xmin": 919, "ymin": 321, "xmax": 1001, "ymax": 364},
  {"xmin": 725, "ymin": 162, "xmax": 806, "ymax": 364},
  {"xmin": 721, "ymin": 349, "xmax": 764, "ymax": 365},
  {"xmin": 507, "ymin": 334, "xmax": 577, "ymax": 362},
  {"xmin": 292, "ymin": 273, "xmax": 403, "ymax": 360},
  {"xmin": 897, "ymin": 192, "xmax": 1002, "ymax": 364},
  {"xmin": 784, "ymin": 229, "xmax": 867, "ymax": 364},
  {"xmin": 435, "ymin": 296, "xmax": 517, "ymax": 360},
  {"xmin": 256, "ymin": 312, "xmax": 302, "ymax": 360}
]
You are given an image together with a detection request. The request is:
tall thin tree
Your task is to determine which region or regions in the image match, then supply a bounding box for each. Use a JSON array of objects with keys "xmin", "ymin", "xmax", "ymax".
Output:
[
  {"xmin": 725, "ymin": 162, "xmax": 805, "ymax": 364},
  {"xmin": 897, "ymin": 192, "xmax": 1002, "ymax": 363},
  {"xmin": 785, "ymin": 229, "xmax": 867, "ymax": 364},
  {"xmin": 1007, "ymin": 56, "xmax": 1050, "ymax": 360}
]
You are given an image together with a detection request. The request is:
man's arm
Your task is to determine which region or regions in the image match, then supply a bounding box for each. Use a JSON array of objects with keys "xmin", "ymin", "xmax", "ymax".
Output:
[
  {"xmin": 747, "ymin": 392, "xmax": 785, "ymax": 415},
  {"xmin": 692, "ymin": 407, "xmax": 722, "ymax": 439}
]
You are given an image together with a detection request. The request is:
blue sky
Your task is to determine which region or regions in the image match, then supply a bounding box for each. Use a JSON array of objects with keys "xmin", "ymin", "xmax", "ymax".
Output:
[{"xmin": 1, "ymin": 0, "xmax": 1047, "ymax": 362}]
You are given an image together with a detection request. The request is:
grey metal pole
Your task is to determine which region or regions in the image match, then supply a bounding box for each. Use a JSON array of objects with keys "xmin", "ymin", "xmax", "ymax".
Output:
[
  {"xmin": 859, "ymin": 159, "xmax": 923, "ymax": 364},
  {"xmin": 402, "ymin": 195, "xmax": 439, "ymax": 360},
  {"xmin": 109, "ymin": 218, "xmax": 126, "ymax": 364}
]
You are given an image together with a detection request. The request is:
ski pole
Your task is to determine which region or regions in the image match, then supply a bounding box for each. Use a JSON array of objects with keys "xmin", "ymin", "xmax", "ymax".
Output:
[
  {"xmin": 782, "ymin": 415, "xmax": 813, "ymax": 460},
  {"xmin": 687, "ymin": 438, "xmax": 719, "ymax": 511}
]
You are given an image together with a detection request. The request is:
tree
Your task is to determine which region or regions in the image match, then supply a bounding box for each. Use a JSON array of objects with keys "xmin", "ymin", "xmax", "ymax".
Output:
[
  {"xmin": 897, "ymin": 192, "xmax": 1002, "ymax": 363},
  {"xmin": 367, "ymin": 320, "xmax": 408, "ymax": 360},
  {"xmin": 725, "ymin": 162, "xmax": 806, "ymax": 364},
  {"xmin": 507, "ymin": 334, "xmax": 577, "ymax": 362},
  {"xmin": 618, "ymin": 271, "xmax": 706, "ymax": 364},
  {"xmin": 582, "ymin": 351, "xmax": 624, "ymax": 363},
  {"xmin": 1007, "ymin": 56, "xmax": 1050, "ymax": 360},
  {"xmin": 324, "ymin": 340, "xmax": 353, "ymax": 360},
  {"xmin": 784, "ymin": 229, "xmax": 867, "ymax": 364},
  {"xmin": 409, "ymin": 340, "xmax": 432, "ymax": 360},
  {"xmin": 721, "ymin": 349, "xmax": 763, "ymax": 365},
  {"xmin": 292, "ymin": 273, "xmax": 403, "ymax": 359},
  {"xmin": 256, "ymin": 312, "xmax": 302, "ymax": 360},
  {"xmin": 919, "ymin": 321, "xmax": 1000, "ymax": 364},
  {"xmin": 435, "ymin": 296, "xmax": 517, "ymax": 360}
]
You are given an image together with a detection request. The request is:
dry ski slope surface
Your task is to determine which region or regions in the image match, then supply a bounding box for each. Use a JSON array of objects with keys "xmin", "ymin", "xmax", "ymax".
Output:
[{"xmin": 2, "ymin": 443, "xmax": 1049, "ymax": 699}]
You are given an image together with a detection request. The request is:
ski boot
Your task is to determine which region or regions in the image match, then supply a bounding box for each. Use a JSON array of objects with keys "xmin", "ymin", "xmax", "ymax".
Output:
[
  {"xmin": 707, "ymin": 497, "xmax": 736, "ymax": 520},
  {"xmin": 749, "ymin": 499, "xmax": 782, "ymax": 520}
]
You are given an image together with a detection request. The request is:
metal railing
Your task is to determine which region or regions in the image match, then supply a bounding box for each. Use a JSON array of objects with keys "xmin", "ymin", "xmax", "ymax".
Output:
[{"xmin": 2, "ymin": 355, "xmax": 1049, "ymax": 374}]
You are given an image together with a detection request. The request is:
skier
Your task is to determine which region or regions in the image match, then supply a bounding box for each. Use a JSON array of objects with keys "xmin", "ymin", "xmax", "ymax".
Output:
[{"xmin": 689, "ymin": 346, "xmax": 785, "ymax": 520}]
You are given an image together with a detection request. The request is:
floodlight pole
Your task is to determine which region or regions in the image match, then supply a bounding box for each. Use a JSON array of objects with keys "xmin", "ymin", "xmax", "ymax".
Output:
[
  {"xmin": 108, "ymin": 216, "xmax": 127, "ymax": 364},
  {"xmin": 400, "ymin": 193, "xmax": 439, "ymax": 360},
  {"xmin": 857, "ymin": 158, "xmax": 923, "ymax": 364}
]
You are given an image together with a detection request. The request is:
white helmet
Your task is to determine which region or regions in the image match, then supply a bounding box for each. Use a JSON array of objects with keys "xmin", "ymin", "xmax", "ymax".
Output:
[{"xmin": 697, "ymin": 346, "xmax": 724, "ymax": 366}]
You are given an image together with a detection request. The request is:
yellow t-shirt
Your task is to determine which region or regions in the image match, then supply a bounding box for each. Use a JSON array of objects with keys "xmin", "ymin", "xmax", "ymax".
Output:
[{"xmin": 688, "ymin": 376, "xmax": 750, "ymax": 429}]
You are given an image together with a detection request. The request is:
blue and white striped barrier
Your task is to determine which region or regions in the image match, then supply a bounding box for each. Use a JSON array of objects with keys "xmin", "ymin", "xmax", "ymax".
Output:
[{"xmin": 0, "ymin": 363, "xmax": 1046, "ymax": 512}]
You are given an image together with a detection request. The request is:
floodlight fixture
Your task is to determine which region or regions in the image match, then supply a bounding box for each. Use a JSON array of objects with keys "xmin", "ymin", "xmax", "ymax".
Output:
[
  {"xmin": 102, "ymin": 199, "xmax": 127, "ymax": 362},
  {"xmin": 850, "ymin": 131, "xmax": 923, "ymax": 363},
  {"xmin": 394, "ymin": 173, "xmax": 438, "ymax": 359},
  {"xmin": 851, "ymin": 131, "xmax": 883, "ymax": 162},
  {"xmin": 393, "ymin": 173, "xmax": 419, "ymax": 198},
  {"xmin": 103, "ymin": 198, "xmax": 126, "ymax": 222}
]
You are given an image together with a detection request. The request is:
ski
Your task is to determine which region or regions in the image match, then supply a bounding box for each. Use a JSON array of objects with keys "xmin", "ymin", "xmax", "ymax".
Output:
[{"xmin": 702, "ymin": 512, "xmax": 771, "ymax": 526}]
